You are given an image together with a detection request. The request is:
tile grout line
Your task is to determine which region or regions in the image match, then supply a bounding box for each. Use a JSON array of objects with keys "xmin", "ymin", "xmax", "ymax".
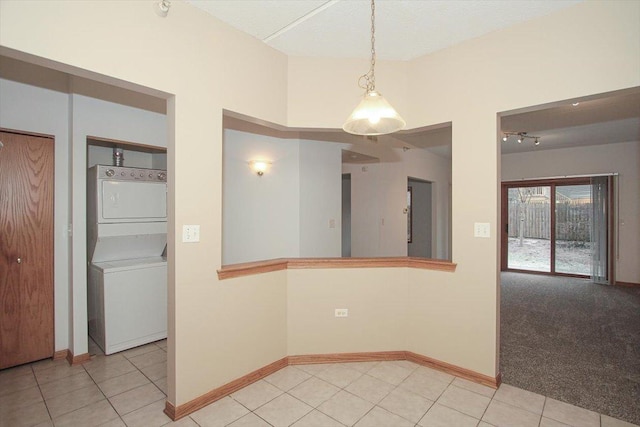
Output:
[
  {"xmin": 84, "ymin": 341, "xmax": 166, "ymax": 425},
  {"xmin": 308, "ymin": 367, "xmax": 367, "ymax": 427},
  {"xmin": 538, "ymin": 397, "xmax": 547, "ymax": 427},
  {"xmin": 81, "ymin": 354, "xmax": 125, "ymax": 426},
  {"xmin": 31, "ymin": 363, "xmax": 56, "ymax": 425}
]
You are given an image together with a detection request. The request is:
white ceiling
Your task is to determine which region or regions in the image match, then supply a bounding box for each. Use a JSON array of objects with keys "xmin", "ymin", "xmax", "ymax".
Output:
[
  {"xmin": 185, "ymin": 0, "xmax": 582, "ymax": 61},
  {"xmin": 500, "ymin": 90, "xmax": 640, "ymax": 154}
]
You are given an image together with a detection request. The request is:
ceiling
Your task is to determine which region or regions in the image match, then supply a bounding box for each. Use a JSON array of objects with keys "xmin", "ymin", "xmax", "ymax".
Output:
[
  {"xmin": 499, "ymin": 90, "xmax": 640, "ymax": 155},
  {"xmin": 185, "ymin": 0, "xmax": 581, "ymax": 61}
]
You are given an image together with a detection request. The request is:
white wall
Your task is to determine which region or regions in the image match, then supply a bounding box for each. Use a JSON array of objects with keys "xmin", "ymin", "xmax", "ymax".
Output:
[
  {"xmin": 222, "ymin": 129, "xmax": 300, "ymax": 264},
  {"xmin": 343, "ymin": 162, "xmax": 382, "ymax": 257},
  {"xmin": 87, "ymin": 145, "xmax": 155, "ymax": 168},
  {"xmin": 222, "ymin": 130, "xmax": 343, "ymax": 264},
  {"xmin": 299, "ymin": 140, "xmax": 342, "ymax": 257},
  {"xmin": 0, "ymin": 76, "xmax": 71, "ymax": 353},
  {"xmin": 502, "ymin": 141, "xmax": 640, "ymax": 284},
  {"xmin": 343, "ymin": 147, "xmax": 451, "ymax": 259}
]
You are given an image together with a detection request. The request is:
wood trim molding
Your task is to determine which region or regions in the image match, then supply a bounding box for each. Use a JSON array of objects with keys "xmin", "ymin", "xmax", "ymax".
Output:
[
  {"xmin": 87, "ymin": 135, "xmax": 167, "ymax": 153},
  {"xmin": 615, "ymin": 281, "xmax": 640, "ymax": 288},
  {"xmin": 0, "ymin": 127, "xmax": 55, "ymax": 140},
  {"xmin": 217, "ymin": 257, "xmax": 457, "ymax": 280},
  {"xmin": 405, "ymin": 351, "xmax": 501, "ymax": 389},
  {"xmin": 288, "ymin": 351, "xmax": 406, "ymax": 365},
  {"xmin": 165, "ymin": 357, "xmax": 288, "ymax": 421},
  {"xmin": 165, "ymin": 350, "xmax": 499, "ymax": 421},
  {"xmin": 53, "ymin": 350, "xmax": 67, "ymax": 361},
  {"xmin": 65, "ymin": 350, "xmax": 91, "ymax": 366},
  {"xmin": 216, "ymin": 259, "xmax": 289, "ymax": 280}
]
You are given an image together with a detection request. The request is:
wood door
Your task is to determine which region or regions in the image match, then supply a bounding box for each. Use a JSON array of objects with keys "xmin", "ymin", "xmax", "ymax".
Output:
[{"xmin": 0, "ymin": 131, "xmax": 54, "ymax": 369}]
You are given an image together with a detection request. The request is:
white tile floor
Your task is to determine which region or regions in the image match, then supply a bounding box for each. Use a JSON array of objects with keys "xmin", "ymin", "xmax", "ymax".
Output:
[{"xmin": 0, "ymin": 341, "xmax": 638, "ymax": 427}]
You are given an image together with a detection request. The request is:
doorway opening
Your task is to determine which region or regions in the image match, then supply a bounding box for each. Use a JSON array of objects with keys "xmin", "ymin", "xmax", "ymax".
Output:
[
  {"xmin": 501, "ymin": 176, "xmax": 613, "ymax": 282},
  {"xmin": 407, "ymin": 177, "xmax": 433, "ymax": 258},
  {"xmin": 341, "ymin": 173, "xmax": 351, "ymax": 257}
]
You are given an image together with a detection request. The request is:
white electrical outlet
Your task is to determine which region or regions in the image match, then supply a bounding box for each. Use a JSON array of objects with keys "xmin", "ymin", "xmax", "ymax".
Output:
[
  {"xmin": 182, "ymin": 225, "xmax": 200, "ymax": 243},
  {"xmin": 335, "ymin": 308, "xmax": 348, "ymax": 318},
  {"xmin": 474, "ymin": 222, "xmax": 490, "ymax": 238}
]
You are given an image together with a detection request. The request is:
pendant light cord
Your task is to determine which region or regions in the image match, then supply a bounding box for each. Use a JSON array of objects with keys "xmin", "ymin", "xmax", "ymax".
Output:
[{"xmin": 358, "ymin": 0, "xmax": 376, "ymax": 93}]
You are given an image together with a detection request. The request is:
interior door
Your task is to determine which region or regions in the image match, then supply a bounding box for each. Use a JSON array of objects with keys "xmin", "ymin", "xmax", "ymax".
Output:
[{"xmin": 0, "ymin": 131, "xmax": 54, "ymax": 369}]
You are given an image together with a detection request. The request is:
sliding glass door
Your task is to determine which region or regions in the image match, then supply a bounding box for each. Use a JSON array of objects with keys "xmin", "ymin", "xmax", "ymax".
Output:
[
  {"xmin": 506, "ymin": 186, "xmax": 551, "ymax": 272},
  {"xmin": 502, "ymin": 177, "xmax": 610, "ymax": 281},
  {"xmin": 555, "ymin": 184, "xmax": 592, "ymax": 275}
]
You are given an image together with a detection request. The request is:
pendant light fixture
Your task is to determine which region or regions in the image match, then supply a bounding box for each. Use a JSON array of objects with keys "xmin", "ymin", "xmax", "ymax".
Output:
[{"xmin": 343, "ymin": 0, "xmax": 405, "ymax": 136}]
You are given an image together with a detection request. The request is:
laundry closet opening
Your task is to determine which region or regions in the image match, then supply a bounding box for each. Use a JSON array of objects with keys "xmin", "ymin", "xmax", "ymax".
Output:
[{"xmin": 86, "ymin": 137, "xmax": 168, "ymax": 355}]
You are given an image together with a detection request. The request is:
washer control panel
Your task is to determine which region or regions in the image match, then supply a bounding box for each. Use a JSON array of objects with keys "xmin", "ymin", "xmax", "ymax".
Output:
[{"xmin": 97, "ymin": 165, "xmax": 167, "ymax": 182}]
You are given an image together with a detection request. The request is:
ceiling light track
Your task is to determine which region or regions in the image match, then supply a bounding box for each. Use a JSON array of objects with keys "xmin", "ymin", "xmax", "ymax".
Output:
[
  {"xmin": 502, "ymin": 131, "xmax": 541, "ymax": 146},
  {"xmin": 263, "ymin": 0, "xmax": 340, "ymax": 42}
]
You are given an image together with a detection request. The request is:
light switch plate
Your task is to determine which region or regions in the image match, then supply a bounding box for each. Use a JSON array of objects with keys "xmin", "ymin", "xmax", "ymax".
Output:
[
  {"xmin": 474, "ymin": 222, "xmax": 490, "ymax": 238},
  {"xmin": 182, "ymin": 225, "xmax": 200, "ymax": 243}
]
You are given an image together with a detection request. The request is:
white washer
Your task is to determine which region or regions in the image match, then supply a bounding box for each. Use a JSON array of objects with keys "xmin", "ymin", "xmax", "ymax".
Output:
[{"xmin": 88, "ymin": 257, "xmax": 167, "ymax": 355}]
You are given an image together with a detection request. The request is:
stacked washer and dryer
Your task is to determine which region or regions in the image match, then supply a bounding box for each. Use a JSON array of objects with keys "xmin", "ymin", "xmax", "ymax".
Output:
[{"xmin": 87, "ymin": 161, "xmax": 168, "ymax": 355}]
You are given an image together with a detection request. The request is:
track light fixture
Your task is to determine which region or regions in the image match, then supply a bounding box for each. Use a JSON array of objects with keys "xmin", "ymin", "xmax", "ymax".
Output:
[{"xmin": 501, "ymin": 131, "xmax": 541, "ymax": 146}]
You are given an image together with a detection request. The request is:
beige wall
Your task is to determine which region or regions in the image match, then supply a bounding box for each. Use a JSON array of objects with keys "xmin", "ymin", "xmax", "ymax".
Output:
[
  {"xmin": 502, "ymin": 141, "xmax": 640, "ymax": 284},
  {"xmin": 1, "ymin": 0, "xmax": 638, "ymax": 408},
  {"xmin": 287, "ymin": 269, "xmax": 409, "ymax": 355},
  {"xmin": 286, "ymin": 1, "xmax": 639, "ymax": 377}
]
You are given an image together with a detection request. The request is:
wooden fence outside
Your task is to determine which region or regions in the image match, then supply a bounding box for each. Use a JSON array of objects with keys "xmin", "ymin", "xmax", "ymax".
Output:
[{"xmin": 508, "ymin": 201, "xmax": 592, "ymax": 242}]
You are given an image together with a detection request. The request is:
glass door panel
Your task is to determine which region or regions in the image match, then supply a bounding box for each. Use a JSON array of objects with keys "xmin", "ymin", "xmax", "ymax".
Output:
[
  {"xmin": 507, "ymin": 186, "xmax": 551, "ymax": 272},
  {"xmin": 555, "ymin": 184, "xmax": 592, "ymax": 275}
]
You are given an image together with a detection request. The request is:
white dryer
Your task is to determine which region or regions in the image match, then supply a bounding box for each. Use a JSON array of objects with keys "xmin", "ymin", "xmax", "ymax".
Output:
[
  {"xmin": 88, "ymin": 257, "xmax": 167, "ymax": 354},
  {"xmin": 87, "ymin": 165, "xmax": 168, "ymax": 355}
]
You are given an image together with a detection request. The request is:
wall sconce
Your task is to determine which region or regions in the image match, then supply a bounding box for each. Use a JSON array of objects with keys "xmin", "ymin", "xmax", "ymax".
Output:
[{"xmin": 249, "ymin": 160, "xmax": 271, "ymax": 176}]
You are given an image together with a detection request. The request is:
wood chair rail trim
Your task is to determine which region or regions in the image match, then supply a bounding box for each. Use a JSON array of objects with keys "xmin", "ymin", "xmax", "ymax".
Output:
[{"xmin": 217, "ymin": 257, "xmax": 456, "ymax": 280}]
